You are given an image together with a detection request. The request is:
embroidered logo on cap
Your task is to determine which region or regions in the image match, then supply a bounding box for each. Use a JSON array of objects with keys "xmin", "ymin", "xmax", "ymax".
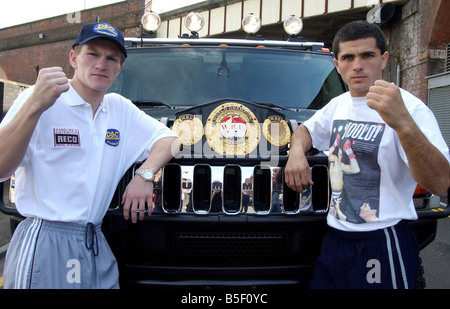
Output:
[
  {"xmin": 93, "ymin": 23, "xmax": 118, "ymax": 38},
  {"xmin": 105, "ymin": 129, "xmax": 120, "ymax": 146}
]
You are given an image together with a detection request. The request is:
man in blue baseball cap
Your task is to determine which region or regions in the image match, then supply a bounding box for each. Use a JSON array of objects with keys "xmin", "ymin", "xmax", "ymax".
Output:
[
  {"xmin": 0, "ymin": 22, "xmax": 179, "ymax": 289},
  {"xmin": 72, "ymin": 22, "xmax": 128, "ymax": 58}
]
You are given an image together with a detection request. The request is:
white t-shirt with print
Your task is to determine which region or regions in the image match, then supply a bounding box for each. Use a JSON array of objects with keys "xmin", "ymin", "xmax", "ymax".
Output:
[
  {"xmin": 303, "ymin": 89, "xmax": 449, "ymax": 232},
  {"xmin": 0, "ymin": 84, "xmax": 177, "ymax": 224}
]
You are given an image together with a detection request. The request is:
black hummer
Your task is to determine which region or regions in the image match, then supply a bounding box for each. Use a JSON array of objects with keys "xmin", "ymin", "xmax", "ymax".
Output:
[{"xmin": 1, "ymin": 12, "xmax": 448, "ymax": 289}]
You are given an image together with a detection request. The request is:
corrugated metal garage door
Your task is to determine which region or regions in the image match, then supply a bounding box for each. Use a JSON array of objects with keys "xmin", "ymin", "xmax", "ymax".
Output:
[{"xmin": 429, "ymin": 85, "xmax": 450, "ymax": 148}]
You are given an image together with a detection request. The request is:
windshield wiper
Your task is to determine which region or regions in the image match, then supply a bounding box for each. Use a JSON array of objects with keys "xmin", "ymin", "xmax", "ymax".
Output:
[
  {"xmin": 132, "ymin": 100, "xmax": 173, "ymax": 109},
  {"xmin": 252, "ymin": 101, "xmax": 289, "ymax": 110}
]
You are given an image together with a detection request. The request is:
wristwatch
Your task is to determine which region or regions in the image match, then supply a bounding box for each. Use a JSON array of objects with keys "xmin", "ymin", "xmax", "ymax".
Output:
[{"xmin": 135, "ymin": 168, "xmax": 155, "ymax": 182}]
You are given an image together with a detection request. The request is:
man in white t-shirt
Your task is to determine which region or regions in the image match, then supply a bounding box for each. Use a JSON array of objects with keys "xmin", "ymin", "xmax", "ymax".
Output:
[
  {"xmin": 285, "ymin": 21, "xmax": 449, "ymax": 289},
  {"xmin": 0, "ymin": 22, "xmax": 179, "ymax": 288}
]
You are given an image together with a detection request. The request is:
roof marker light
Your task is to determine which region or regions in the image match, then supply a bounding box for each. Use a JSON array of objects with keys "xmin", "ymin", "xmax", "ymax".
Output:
[
  {"xmin": 242, "ymin": 13, "xmax": 261, "ymax": 34},
  {"xmin": 141, "ymin": 12, "xmax": 161, "ymax": 32},
  {"xmin": 283, "ymin": 15, "xmax": 303, "ymax": 36},
  {"xmin": 185, "ymin": 12, "xmax": 205, "ymax": 33}
]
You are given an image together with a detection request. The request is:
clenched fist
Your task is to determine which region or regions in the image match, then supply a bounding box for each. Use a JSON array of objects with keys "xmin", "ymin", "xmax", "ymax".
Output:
[
  {"xmin": 366, "ymin": 80, "xmax": 412, "ymax": 132},
  {"xmin": 29, "ymin": 67, "xmax": 70, "ymax": 113}
]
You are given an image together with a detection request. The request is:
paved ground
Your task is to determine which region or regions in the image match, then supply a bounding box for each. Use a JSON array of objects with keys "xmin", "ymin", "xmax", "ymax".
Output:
[{"xmin": 421, "ymin": 215, "xmax": 450, "ymax": 289}]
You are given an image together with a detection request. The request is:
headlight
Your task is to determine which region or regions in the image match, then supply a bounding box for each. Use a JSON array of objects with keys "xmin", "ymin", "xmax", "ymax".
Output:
[
  {"xmin": 141, "ymin": 12, "xmax": 161, "ymax": 32},
  {"xmin": 283, "ymin": 15, "xmax": 303, "ymax": 36},
  {"xmin": 242, "ymin": 13, "xmax": 261, "ymax": 34},
  {"xmin": 185, "ymin": 12, "xmax": 205, "ymax": 33}
]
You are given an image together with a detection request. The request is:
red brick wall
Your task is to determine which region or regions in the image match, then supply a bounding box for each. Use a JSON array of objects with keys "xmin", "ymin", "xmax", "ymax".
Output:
[
  {"xmin": 1, "ymin": 0, "xmax": 448, "ymax": 102},
  {"xmin": 383, "ymin": 0, "xmax": 449, "ymax": 102},
  {"xmin": 429, "ymin": 0, "xmax": 450, "ymax": 49},
  {"xmin": 0, "ymin": 0, "xmax": 144, "ymax": 85}
]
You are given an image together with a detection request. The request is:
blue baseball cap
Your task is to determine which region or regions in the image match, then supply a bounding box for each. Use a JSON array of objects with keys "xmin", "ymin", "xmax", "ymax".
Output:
[{"xmin": 72, "ymin": 22, "xmax": 127, "ymax": 58}]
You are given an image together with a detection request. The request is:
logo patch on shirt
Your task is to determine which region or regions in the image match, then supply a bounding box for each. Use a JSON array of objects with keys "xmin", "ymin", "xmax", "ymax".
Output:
[
  {"xmin": 53, "ymin": 128, "xmax": 81, "ymax": 147},
  {"xmin": 105, "ymin": 129, "xmax": 120, "ymax": 147}
]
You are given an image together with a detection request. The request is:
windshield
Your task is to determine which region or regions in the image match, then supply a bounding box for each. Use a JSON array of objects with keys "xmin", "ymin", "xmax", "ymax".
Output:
[{"xmin": 108, "ymin": 46, "xmax": 345, "ymax": 109}]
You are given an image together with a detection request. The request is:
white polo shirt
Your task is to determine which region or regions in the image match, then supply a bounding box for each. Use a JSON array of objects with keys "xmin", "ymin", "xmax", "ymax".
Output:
[{"xmin": 0, "ymin": 84, "xmax": 177, "ymax": 224}]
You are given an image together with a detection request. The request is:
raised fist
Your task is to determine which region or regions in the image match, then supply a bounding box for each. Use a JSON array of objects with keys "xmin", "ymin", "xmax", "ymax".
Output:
[
  {"xmin": 343, "ymin": 139, "xmax": 356, "ymax": 159},
  {"xmin": 343, "ymin": 139, "xmax": 351, "ymax": 152},
  {"xmin": 333, "ymin": 134, "xmax": 340, "ymax": 148},
  {"xmin": 30, "ymin": 67, "xmax": 69, "ymax": 113}
]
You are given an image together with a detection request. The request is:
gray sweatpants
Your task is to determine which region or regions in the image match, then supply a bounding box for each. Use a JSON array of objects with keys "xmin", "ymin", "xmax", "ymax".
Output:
[{"xmin": 3, "ymin": 217, "xmax": 119, "ymax": 289}]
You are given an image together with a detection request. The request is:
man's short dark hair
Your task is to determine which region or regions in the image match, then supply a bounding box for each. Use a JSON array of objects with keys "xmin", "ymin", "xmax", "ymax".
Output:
[{"xmin": 332, "ymin": 21, "xmax": 387, "ymax": 59}]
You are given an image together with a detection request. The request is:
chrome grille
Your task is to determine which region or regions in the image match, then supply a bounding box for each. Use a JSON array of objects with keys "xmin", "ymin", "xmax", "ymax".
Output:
[{"xmin": 139, "ymin": 163, "xmax": 329, "ymax": 215}]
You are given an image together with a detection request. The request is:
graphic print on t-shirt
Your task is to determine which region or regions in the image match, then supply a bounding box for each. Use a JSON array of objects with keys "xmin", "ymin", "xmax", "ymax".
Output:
[{"xmin": 328, "ymin": 120, "xmax": 385, "ymax": 224}]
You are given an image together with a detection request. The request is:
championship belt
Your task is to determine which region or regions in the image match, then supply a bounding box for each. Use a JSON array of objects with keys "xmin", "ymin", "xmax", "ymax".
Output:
[
  {"xmin": 205, "ymin": 102, "xmax": 260, "ymax": 156},
  {"xmin": 172, "ymin": 114, "xmax": 203, "ymax": 146},
  {"xmin": 262, "ymin": 115, "xmax": 290, "ymax": 147},
  {"xmin": 172, "ymin": 99, "xmax": 291, "ymax": 157}
]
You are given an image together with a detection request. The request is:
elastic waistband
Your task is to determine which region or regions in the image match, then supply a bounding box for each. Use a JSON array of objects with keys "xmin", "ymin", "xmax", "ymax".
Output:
[
  {"xmin": 24, "ymin": 217, "xmax": 102, "ymax": 236},
  {"xmin": 329, "ymin": 220, "xmax": 411, "ymax": 240}
]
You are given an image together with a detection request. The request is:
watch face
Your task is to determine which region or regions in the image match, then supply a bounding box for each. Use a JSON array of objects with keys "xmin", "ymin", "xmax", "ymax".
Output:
[
  {"xmin": 136, "ymin": 168, "xmax": 154, "ymax": 181},
  {"xmin": 144, "ymin": 170, "xmax": 153, "ymax": 180}
]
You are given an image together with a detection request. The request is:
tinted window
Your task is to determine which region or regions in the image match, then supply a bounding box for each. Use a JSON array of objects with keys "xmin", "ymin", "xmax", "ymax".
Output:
[{"xmin": 108, "ymin": 46, "xmax": 345, "ymax": 109}]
